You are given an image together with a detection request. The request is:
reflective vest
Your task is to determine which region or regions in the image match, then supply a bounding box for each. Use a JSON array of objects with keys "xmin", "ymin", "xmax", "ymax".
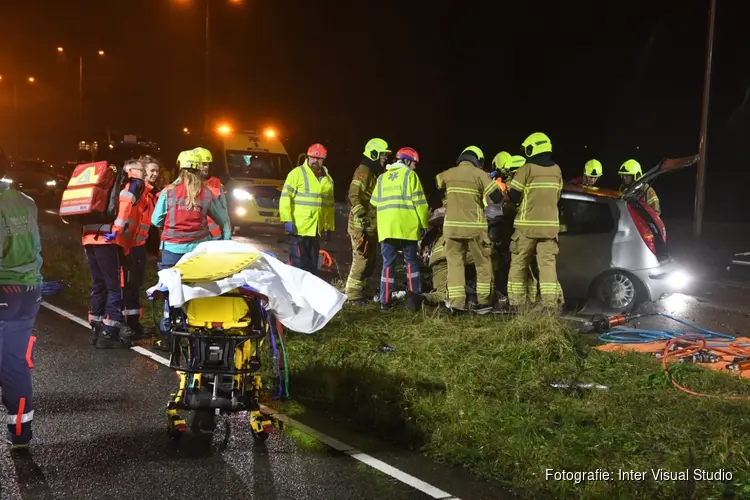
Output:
[
  {"xmin": 437, "ymin": 161, "xmax": 499, "ymax": 239},
  {"xmin": 370, "ymin": 163, "xmax": 429, "ymax": 242},
  {"xmin": 204, "ymin": 176, "xmax": 225, "ymax": 238},
  {"xmin": 279, "ymin": 162, "xmax": 335, "ymax": 237},
  {"xmin": 162, "ymin": 183, "xmax": 212, "ymax": 243},
  {"xmin": 81, "ymin": 179, "xmax": 143, "ymax": 247},
  {"xmin": 0, "ymin": 185, "xmax": 42, "ymax": 285},
  {"xmin": 509, "ymin": 162, "xmax": 563, "ymax": 239},
  {"xmin": 125, "ymin": 184, "xmax": 155, "ymax": 248}
]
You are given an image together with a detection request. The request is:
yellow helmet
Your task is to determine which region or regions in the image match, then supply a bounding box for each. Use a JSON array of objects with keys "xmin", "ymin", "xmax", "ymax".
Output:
[
  {"xmin": 521, "ymin": 132, "xmax": 552, "ymax": 157},
  {"xmin": 618, "ymin": 159, "xmax": 642, "ymax": 180},
  {"xmin": 491, "ymin": 151, "xmax": 511, "ymax": 171},
  {"xmin": 177, "ymin": 150, "xmax": 201, "ymax": 170},
  {"xmin": 192, "ymin": 147, "xmax": 213, "ymax": 163},
  {"xmin": 459, "ymin": 145, "xmax": 485, "ymax": 168},
  {"xmin": 363, "ymin": 138, "xmax": 390, "ymax": 161},
  {"xmin": 584, "ymin": 159, "xmax": 603, "ymax": 177},
  {"xmin": 509, "ymin": 155, "xmax": 526, "ymax": 172}
]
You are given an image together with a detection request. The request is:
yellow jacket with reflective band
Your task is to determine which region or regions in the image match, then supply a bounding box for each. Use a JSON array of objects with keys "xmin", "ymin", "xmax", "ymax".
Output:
[
  {"xmin": 370, "ymin": 162, "xmax": 429, "ymax": 242},
  {"xmin": 279, "ymin": 161, "xmax": 335, "ymax": 237},
  {"xmin": 429, "ymin": 234, "xmax": 474, "ymax": 267},
  {"xmin": 436, "ymin": 161, "xmax": 499, "ymax": 239},
  {"xmin": 509, "ymin": 162, "xmax": 563, "ymax": 238},
  {"xmin": 620, "ymin": 182, "xmax": 660, "ymax": 216},
  {"xmin": 347, "ymin": 164, "xmax": 378, "ymax": 233}
]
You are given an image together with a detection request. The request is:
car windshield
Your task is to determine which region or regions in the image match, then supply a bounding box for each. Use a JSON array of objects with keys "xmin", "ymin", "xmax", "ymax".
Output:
[{"xmin": 226, "ymin": 150, "xmax": 291, "ymax": 181}]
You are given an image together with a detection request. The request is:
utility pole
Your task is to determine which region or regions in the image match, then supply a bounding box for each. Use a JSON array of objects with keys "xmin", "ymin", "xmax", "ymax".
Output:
[
  {"xmin": 13, "ymin": 82, "xmax": 18, "ymax": 155},
  {"xmin": 693, "ymin": 0, "xmax": 717, "ymax": 239},
  {"xmin": 79, "ymin": 55, "xmax": 84, "ymax": 139},
  {"xmin": 204, "ymin": 0, "xmax": 211, "ymax": 135}
]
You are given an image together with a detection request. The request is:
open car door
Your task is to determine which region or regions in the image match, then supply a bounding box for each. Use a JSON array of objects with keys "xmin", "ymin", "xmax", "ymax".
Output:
[{"xmin": 620, "ymin": 154, "xmax": 700, "ymax": 201}]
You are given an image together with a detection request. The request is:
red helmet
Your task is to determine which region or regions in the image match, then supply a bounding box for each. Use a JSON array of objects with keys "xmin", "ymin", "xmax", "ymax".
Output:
[
  {"xmin": 307, "ymin": 143, "xmax": 327, "ymax": 159},
  {"xmin": 396, "ymin": 147, "xmax": 419, "ymax": 163}
]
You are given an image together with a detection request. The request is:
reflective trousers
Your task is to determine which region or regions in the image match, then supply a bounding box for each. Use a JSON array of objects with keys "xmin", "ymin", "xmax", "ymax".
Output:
[
  {"xmin": 84, "ymin": 244, "xmax": 125, "ymax": 335},
  {"xmin": 507, "ymin": 232, "xmax": 563, "ymax": 308},
  {"xmin": 123, "ymin": 245, "xmax": 147, "ymax": 327},
  {"xmin": 0, "ymin": 285, "xmax": 41, "ymax": 445},
  {"xmin": 445, "ymin": 232, "xmax": 493, "ymax": 310},
  {"xmin": 345, "ymin": 229, "xmax": 378, "ymax": 300},
  {"xmin": 380, "ymin": 239, "xmax": 420, "ymax": 305}
]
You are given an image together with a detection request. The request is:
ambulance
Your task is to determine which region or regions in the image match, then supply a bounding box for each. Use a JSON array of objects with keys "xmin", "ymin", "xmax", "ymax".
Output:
[{"xmin": 209, "ymin": 126, "xmax": 294, "ymax": 229}]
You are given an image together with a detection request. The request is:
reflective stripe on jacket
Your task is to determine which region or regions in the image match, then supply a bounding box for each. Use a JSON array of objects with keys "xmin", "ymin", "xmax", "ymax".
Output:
[
  {"xmin": 370, "ymin": 162, "xmax": 429, "ymax": 242},
  {"xmin": 278, "ymin": 161, "xmax": 335, "ymax": 237}
]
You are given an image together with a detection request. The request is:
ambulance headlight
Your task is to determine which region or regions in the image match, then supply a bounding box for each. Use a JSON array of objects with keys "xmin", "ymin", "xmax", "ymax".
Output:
[{"xmin": 232, "ymin": 188, "xmax": 253, "ymax": 201}]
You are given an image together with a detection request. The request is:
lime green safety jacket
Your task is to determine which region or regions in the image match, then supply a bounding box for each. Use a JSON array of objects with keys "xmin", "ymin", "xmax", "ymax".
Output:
[
  {"xmin": 0, "ymin": 183, "xmax": 43, "ymax": 285},
  {"xmin": 370, "ymin": 162, "xmax": 429, "ymax": 242},
  {"xmin": 279, "ymin": 161, "xmax": 335, "ymax": 237}
]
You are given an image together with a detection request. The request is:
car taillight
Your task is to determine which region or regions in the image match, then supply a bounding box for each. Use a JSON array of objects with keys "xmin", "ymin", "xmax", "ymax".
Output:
[
  {"xmin": 639, "ymin": 199, "xmax": 666, "ymax": 243},
  {"xmin": 627, "ymin": 203, "xmax": 656, "ymax": 254}
]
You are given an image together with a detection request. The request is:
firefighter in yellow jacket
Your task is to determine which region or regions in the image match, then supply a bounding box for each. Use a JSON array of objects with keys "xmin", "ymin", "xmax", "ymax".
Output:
[
  {"xmin": 345, "ymin": 138, "xmax": 390, "ymax": 304},
  {"xmin": 279, "ymin": 143, "xmax": 335, "ymax": 276},
  {"xmin": 618, "ymin": 159, "xmax": 661, "ymax": 215},
  {"xmin": 437, "ymin": 146, "xmax": 505, "ymax": 313},
  {"xmin": 370, "ymin": 147, "xmax": 428, "ymax": 311},
  {"xmin": 507, "ymin": 132, "xmax": 563, "ymax": 310}
]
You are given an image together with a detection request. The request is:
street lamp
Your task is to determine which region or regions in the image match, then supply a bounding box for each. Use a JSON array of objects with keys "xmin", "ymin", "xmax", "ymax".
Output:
[
  {"xmin": 56, "ymin": 47, "xmax": 106, "ymax": 138},
  {"xmin": 183, "ymin": 127, "xmax": 191, "ymax": 134},
  {"xmin": 0, "ymin": 75, "xmax": 37, "ymax": 154}
]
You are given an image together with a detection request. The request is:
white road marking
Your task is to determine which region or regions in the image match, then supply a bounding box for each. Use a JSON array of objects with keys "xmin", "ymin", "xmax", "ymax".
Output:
[{"xmin": 39, "ymin": 301, "xmax": 461, "ymax": 500}]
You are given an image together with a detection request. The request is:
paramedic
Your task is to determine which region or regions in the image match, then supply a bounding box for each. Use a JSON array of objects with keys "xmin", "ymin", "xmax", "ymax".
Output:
[
  {"xmin": 0, "ymin": 163, "xmax": 43, "ymax": 449},
  {"xmin": 344, "ymin": 138, "xmax": 390, "ymax": 304},
  {"xmin": 279, "ymin": 143, "xmax": 335, "ymax": 275},
  {"xmin": 84, "ymin": 159, "xmax": 144, "ymax": 348},
  {"xmin": 370, "ymin": 147, "xmax": 429, "ymax": 311},
  {"xmin": 120, "ymin": 155, "xmax": 159, "ymax": 338},
  {"xmin": 618, "ymin": 159, "xmax": 661, "ymax": 215},
  {"xmin": 193, "ymin": 147, "xmax": 229, "ymax": 240}
]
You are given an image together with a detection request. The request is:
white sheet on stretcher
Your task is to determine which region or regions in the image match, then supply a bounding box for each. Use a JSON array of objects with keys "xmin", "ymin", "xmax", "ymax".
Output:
[{"xmin": 146, "ymin": 240, "xmax": 347, "ymax": 334}]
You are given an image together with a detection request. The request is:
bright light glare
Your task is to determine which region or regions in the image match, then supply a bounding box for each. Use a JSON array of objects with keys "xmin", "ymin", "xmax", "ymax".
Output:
[
  {"xmin": 264, "ymin": 128, "xmax": 277, "ymax": 138},
  {"xmin": 28, "ymin": 77, "xmax": 35, "ymax": 83},
  {"xmin": 98, "ymin": 50, "xmax": 105, "ymax": 56},
  {"xmin": 217, "ymin": 124, "xmax": 232, "ymax": 135},
  {"xmin": 232, "ymin": 188, "xmax": 253, "ymax": 201},
  {"xmin": 183, "ymin": 127, "xmax": 190, "ymax": 134},
  {"xmin": 1, "ymin": 177, "xmax": 13, "ymax": 184},
  {"xmin": 235, "ymin": 207, "xmax": 248, "ymax": 216},
  {"xmin": 57, "ymin": 47, "xmax": 64, "ymax": 53},
  {"xmin": 662, "ymin": 293, "xmax": 690, "ymax": 315},
  {"xmin": 666, "ymin": 269, "xmax": 691, "ymax": 290},
  {"xmin": 46, "ymin": 180, "xmax": 57, "ymax": 187}
]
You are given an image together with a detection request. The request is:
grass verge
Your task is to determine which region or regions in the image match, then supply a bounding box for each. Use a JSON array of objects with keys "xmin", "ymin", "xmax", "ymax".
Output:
[{"xmin": 40, "ymin": 218, "xmax": 750, "ymax": 499}]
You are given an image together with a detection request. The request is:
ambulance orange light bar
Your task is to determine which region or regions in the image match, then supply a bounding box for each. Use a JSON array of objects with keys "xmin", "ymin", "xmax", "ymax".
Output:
[
  {"xmin": 264, "ymin": 128, "xmax": 277, "ymax": 138},
  {"xmin": 217, "ymin": 124, "xmax": 232, "ymax": 135}
]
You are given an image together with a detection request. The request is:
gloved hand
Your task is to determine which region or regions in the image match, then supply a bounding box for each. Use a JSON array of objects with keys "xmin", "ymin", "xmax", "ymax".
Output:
[
  {"xmin": 284, "ymin": 222, "xmax": 296, "ymax": 235},
  {"xmin": 103, "ymin": 231, "xmax": 118, "ymax": 242},
  {"xmin": 359, "ymin": 216, "xmax": 370, "ymax": 229},
  {"xmin": 488, "ymin": 170, "xmax": 499, "ymax": 179}
]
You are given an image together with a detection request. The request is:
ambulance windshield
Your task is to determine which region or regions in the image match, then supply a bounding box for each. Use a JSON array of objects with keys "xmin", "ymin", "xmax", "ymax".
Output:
[{"xmin": 226, "ymin": 150, "xmax": 292, "ymax": 180}]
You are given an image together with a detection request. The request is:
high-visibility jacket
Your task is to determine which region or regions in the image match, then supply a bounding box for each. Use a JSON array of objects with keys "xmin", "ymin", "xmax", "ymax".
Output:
[
  {"xmin": 509, "ymin": 161, "xmax": 563, "ymax": 239},
  {"xmin": 279, "ymin": 161, "xmax": 335, "ymax": 237},
  {"xmin": 82, "ymin": 178, "xmax": 144, "ymax": 247},
  {"xmin": 204, "ymin": 176, "xmax": 228, "ymax": 239},
  {"xmin": 348, "ymin": 162, "xmax": 379, "ymax": 233},
  {"xmin": 160, "ymin": 183, "xmax": 216, "ymax": 244},
  {"xmin": 620, "ymin": 182, "xmax": 660, "ymax": 216},
  {"xmin": 436, "ymin": 161, "xmax": 499, "ymax": 239},
  {"xmin": 370, "ymin": 162, "xmax": 429, "ymax": 242},
  {"xmin": 0, "ymin": 183, "xmax": 42, "ymax": 286},
  {"xmin": 124, "ymin": 183, "xmax": 155, "ymax": 248}
]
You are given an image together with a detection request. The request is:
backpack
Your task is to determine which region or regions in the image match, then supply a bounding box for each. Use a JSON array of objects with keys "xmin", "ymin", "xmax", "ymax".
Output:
[{"xmin": 59, "ymin": 161, "xmax": 131, "ymax": 224}]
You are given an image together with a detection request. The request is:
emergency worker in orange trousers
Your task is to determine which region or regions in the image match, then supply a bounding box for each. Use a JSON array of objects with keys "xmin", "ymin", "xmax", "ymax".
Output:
[
  {"xmin": 84, "ymin": 159, "xmax": 145, "ymax": 348},
  {"xmin": 120, "ymin": 155, "xmax": 160, "ymax": 338},
  {"xmin": 193, "ymin": 147, "xmax": 229, "ymax": 239}
]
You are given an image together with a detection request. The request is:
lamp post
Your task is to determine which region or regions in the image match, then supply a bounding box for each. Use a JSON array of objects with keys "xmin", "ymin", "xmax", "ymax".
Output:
[
  {"xmin": 0, "ymin": 74, "xmax": 36, "ymax": 155},
  {"xmin": 693, "ymin": 0, "xmax": 717, "ymax": 239},
  {"xmin": 56, "ymin": 47, "xmax": 106, "ymax": 138}
]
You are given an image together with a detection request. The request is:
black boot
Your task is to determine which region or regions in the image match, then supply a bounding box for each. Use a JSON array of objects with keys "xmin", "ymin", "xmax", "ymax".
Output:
[{"xmin": 95, "ymin": 331, "xmax": 133, "ymax": 349}]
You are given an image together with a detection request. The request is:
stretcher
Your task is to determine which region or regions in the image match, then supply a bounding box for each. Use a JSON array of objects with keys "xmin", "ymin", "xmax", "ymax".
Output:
[{"xmin": 149, "ymin": 251, "xmax": 285, "ymax": 442}]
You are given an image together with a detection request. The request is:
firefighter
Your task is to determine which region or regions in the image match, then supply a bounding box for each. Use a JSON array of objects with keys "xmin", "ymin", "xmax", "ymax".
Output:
[
  {"xmin": 279, "ymin": 143, "xmax": 335, "ymax": 275},
  {"xmin": 193, "ymin": 147, "xmax": 229, "ymax": 239},
  {"xmin": 507, "ymin": 132, "xmax": 564, "ymax": 310},
  {"xmin": 120, "ymin": 155, "xmax": 160, "ymax": 338},
  {"xmin": 422, "ymin": 233, "xmax": 476, "ymax": 306},
  {"xmin": 0, "ymin": 162, "xmax": 42, "ymax": 449},
  {"xmin": 151, "ymin": 150, "xmax": 232, "ymax": 347},
  {"xmin": 489, "ymin": 151, "xmax": 512, "ymax": 196},
  {"xmin": 569, "ymin": 159, "xmax": 602, "ymax": 187},
  {"xmin": 618, "ymin": 159, "xmax": 661, "ymax": 215},
  {"xmin": 437, "ymin": 146, "xmax": 504, "ymax": 313},
  {"xmin": 370, "ymin": 147, "xmax": 428, "ymax": 311},
  {"xmin": 344, "ymin": 138, "xmax": 390, "ymax": 304},
  {"xmin": 84, "ymin": 159, "xmax": 144, "ymax": 348}
]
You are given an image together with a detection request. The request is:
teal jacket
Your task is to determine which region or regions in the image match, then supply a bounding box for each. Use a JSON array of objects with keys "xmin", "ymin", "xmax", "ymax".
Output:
[
  {"xmin": 0, "ymin": 183, "xmax": 43, "ymax": 285},
  {"xmin": 151, "ymin": 185, "xmax": 231, "ymax": 255}
]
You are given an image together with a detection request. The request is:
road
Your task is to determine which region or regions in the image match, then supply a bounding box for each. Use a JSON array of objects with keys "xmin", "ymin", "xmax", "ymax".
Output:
[{"xmin": 6, "ymin": 204, "xmax": 749, "ymax": 499}]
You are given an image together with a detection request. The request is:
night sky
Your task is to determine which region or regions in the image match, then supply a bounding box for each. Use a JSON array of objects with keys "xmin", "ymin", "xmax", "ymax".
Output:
[{"xmin": 0, "ymin": 0, "xmax": 747, "ymax": 220}]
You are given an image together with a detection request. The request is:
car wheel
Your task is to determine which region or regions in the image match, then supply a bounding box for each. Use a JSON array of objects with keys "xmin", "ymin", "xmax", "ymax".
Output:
[{"xmin": 593, "ymin": 271, "xmax": 642, "ymax": 312}]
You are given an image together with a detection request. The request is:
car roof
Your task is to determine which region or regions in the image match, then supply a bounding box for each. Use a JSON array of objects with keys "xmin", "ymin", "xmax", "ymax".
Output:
[{"xmin": 562, "ymin": 183, "xmax": 621, "ymax": 199}]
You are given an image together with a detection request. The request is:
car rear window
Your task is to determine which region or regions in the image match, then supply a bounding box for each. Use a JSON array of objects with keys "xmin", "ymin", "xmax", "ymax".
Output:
[{"xmin": 559, "ymin": 198, "xmax": 614, "ymax": 234}]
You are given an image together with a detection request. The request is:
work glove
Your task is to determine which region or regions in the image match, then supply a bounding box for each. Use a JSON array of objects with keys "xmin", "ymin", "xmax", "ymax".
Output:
[
  {"xmin": 488, "ymin": 170, "xmax": 499, "ymax": 179},
  {"xmin": 103, "ymin": 231, "xmax": 118, "ymax": 242},
  {"xmin": 284, "ymin": 222, "xmax": 296, "ymax": 235},
  {"xmin": 359, "ymin": 216, "xmax": 370, "ymax": 229}
]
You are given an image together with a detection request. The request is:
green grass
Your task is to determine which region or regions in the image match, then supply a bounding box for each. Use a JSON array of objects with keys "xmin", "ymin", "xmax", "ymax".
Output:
[{"xmin": 39, "ymin": 219, "xmax": 750, "ymax": 499}]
